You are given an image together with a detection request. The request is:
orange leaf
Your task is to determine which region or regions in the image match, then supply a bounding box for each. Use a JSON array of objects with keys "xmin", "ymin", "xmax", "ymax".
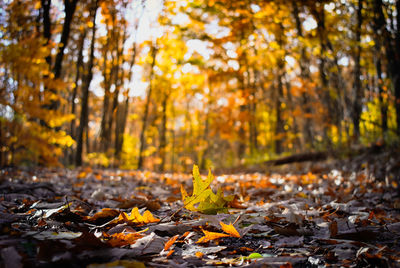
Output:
[
  {"xmin": 195, "ymin": 252, "xmax": 204, "ymax": 258},
  {"xmin": 108, "ymin": 232, "xmax": 143, "ymax": 247},
  {"xmin": 85, "ymin": 208, "xmax": 120, "ymax": 222},
  {"xmin": 220, "ymin": 222, "xmax": 240, "ymax": 238},
  {"xmin": 164, "ymin": 235, "xmax": 179, "ymax": 251},
  {"xmin": 196, "ymin": 230, "xmax": 229, "ymax": 243},
  {"xmin": 166, "ymin": 249, "xmax": 174, "ymax": 258}
]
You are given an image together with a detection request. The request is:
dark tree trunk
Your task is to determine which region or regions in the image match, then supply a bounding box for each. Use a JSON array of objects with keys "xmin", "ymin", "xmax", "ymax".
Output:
[
  {"xmin": 376, "ymin": 51, "xmax": 388, "ymax": 134},
  {"xmin": 311, "ymin": 4, "xmax": 334, "ymax": 146},
  {"xmin": 69, "ymin": 29, "xmax": 86, "ymax": 165},
  {"xmin": 395, "ymin": 0, "xmax": 400, "ymax": 135},
  {"xmin": 292, "ymin": 1, "xmax": 313, "ymax": 149},
  {"xmin": 275, "ymin": 64, "xmax": 285, "ymax": 155},
  {"xmin": 41, "ymin": 0, "xmax": 52, "ymax": 67},
  {"xmin": 158, "ymin": 93, "xmax": 168, "ymax": 172},
  {"xmin": 352, "ymin": 0, "xmax": 363, "ymax": 139},
  {"xmin": 53, "ymin": 0, "xmax": 78, "ymax": 79},
  {"xmin": 138, "ymin": 45, "xmax": 157, "ymax": 169},
  {"xmin": 372, "ymin": 0, "xmax": 390, "ymax": 135},
  {"xmin": 373, "ymin": 0, "xmax": 400, "ymax": 135},
  {"xmin": 100, "ymin": 47, "xmax": 112, "ymax": 152},
  {"xmin": 76, "ymin": 0, "xmax": 98, "ymax": 166},
  {"xmin": 275, "ymin": 23, "xmax": 286, "ymax": 155}
]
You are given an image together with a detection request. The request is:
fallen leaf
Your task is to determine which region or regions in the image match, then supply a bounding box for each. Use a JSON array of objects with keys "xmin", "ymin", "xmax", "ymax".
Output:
[
  {"xmin": 163, "ymin": 234, "xmax": 179, "ymax": 251},
  {"xmin": 195, "ymin": 251, "xmax": 204, "ymax": 258},
  {"xmin": 329, "ymin": 220, "xmax": 338, "ymax": 238},
  {"xmin": 87, "ymin": 260, "xmax": 145, "ymax": 268},
  {"xmin": 196, "ymin": 229, "xmax": 229, "ymax": 243},
  {"xmin": 85, "ymin": 208, "xmax": 120, "ymax": 223},
  {"xmin": 220, "ymin": 222, "xmax": 240, "ymax": 238},
  {"xmin": 116, "ymin": 207, "xmax": 159, "ymax": 225},
  {"xmin": 182, "ymin": 165, "xmax": 233, "ymax": 214},
  {"xmin": 107, "ymin": 232, "xmax": 144, "ymax": 247}
]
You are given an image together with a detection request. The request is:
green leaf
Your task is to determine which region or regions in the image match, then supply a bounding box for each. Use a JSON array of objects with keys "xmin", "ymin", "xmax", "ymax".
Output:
[{"xmin": 239, "ymin": 253, "xmax": 263, "ymax": 261}]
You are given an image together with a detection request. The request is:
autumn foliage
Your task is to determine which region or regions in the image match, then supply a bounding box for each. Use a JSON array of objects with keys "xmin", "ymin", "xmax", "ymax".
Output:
[{"xmin": 0, "ymin": 0, "xmax": 400, "ymax": 169}]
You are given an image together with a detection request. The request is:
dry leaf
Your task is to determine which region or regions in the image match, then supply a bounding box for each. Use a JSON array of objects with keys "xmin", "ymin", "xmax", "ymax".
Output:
[
  {"xmin": 116, "ymin": 207, "xmax": 159, "ymax": 225},
  {"xmin": 196, "ymin": 230, "xmax": 229, "ymax": 243},
  {"xmin": 220, "ymin": 222, "xmax": 240, "ymax": 238},
  {"xmin": 107, "ymin": 232, "xmax": 144, "ymax": 247},
  {"xmin": 163, "ymin": 234, "xmax": 179, "ymax": 251},
  {"xmin": 85, "ymin": 208, "xmax": 120, "ymax": 222}
]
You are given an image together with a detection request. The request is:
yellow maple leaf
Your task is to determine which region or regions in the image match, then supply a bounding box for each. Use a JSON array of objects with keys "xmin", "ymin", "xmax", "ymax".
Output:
[
  {"xmin": 117, "ymin": 207, "xmax": 159, "ymax": 225},
  {"xmin": 181, "ymin": 165, "xmax": 233, "ymax": 214},
  {"xmin": 220, "ymin": 222, "xmax": 241, "ymax": 238}
]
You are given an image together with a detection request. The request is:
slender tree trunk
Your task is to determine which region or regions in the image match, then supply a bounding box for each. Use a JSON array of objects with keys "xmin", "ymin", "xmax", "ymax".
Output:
[
  {"xmin": 69, "ymin": 29, "xmax": 86, "ymax": 164},
  {"xmin": 53, "ymin": 0, "xmax": 78, "ymax": 79},
  {"xmin": 115, "ymin": 96, "xmax": 128, "ymax": 161},
  {"xmin": 376, "ymin": 55, "xmax": 388, "ymax": 134},
  {"xmin": 311, "ymin": 4, "xmax": 333, "ymax": 146},
  {"xmin": 76, "ymin": 0, "xmax": 98, "ymax": 166},
  {"xmin": 100, "ymin": 48, "xmax": 112, "ymax": 152},
  {"xmin": 41, "ymin": 0, "xmax": 52, "ymax": 68},
  {"xmin": 159, "ymin": 93, "xmax": 168, "ymax": 172},
  {"xmin": 352, "ymin": 0, "xmax": 364, "ymax": 139},
  {"xmin": 373, "ymin": 0, "xmax": 389, "ymax": 135},
  {"xmin": 292, "ymin": 2, "xmax": 313, "ymax": 149},
  {"xmin": 373, "ymin": 0, "xmax": 400, "ymax": 135},
  {"xmin": 275, "ymin": 23, "xmax": 286, "ymax": 155},
  {"xmin": 138, "ymin": 45, "xmax": 157, "ymax": 169},
  {"xmin": 395, "ymin": 0, "xmax": 400, "ymax": 135},
  {"xmin": 275, "ymin": 63, "xmax": 285, "ymax": 155}
]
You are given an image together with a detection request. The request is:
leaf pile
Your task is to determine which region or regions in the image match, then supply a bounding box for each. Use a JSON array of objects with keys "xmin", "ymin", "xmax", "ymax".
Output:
[{"xmin": 0, "ymin": 161, "xmax": 399, "ymax": 267}]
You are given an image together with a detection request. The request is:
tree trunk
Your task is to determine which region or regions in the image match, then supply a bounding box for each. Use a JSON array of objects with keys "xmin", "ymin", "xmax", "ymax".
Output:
[
  {"xmin": 53, "ymin": 0, "xmax": 78, "ymax": 79},
  {"xmin": 292, "ymin": 1, "xmax": 313, "ymax": 149},
  {"xmin": 275, "ymin": 65, "xmax": 285, "ymax": 155},
  {"xmin": 138, "ymin": 45, "xmax": 158, "ymax": 169},
  {"xmin": 158, "ymin": 93, "xmax": 168, "ymax": 172},
  {"xmin": 352, "ymin": 0, "xmax": 363, "ymax": 139},
  {"xmin": 275, "ymin": 23, "xmax": 286, "ymax": 155},
  {"xmin": 100, "ymin": 47, "xmax": 112, "ymax": 152},
  {"xmin": 41, "ymin": 0, "xmax": 52, "ymax": 68},
  {"xmin": 69, "ymin": 29, "xmax": 86, "ymax": 165},
  {"xmin": 311, "ymin": 4, "xmax": 334, "ymax": 146},
  {"xmin": 395, "ymin": 0, "xmax": 400, "ymax": 135},
  {"xmin": 76, "ymin": 0, "xmax": 98, "ymax": 166}
]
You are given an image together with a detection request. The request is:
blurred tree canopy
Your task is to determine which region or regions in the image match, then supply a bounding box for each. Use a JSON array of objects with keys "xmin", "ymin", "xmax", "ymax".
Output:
[{"xmin": 1, "ymin": 0, "xmax": 399, "ymax": 170}]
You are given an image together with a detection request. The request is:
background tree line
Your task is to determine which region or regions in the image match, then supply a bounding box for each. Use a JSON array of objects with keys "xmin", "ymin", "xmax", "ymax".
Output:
[{"xmin": 0, "ymin": 0, "xmax": 399, "ymax": 171}]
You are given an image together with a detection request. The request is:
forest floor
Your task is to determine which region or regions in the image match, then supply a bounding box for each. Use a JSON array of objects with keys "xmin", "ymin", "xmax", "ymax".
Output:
[{"xmin": 1, "ymin": 148, "xmax": 400, "ymax": 267}]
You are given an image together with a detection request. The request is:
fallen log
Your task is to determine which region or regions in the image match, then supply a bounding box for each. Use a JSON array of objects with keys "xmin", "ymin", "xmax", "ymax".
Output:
[{"xmin": 265, "ymin": 151, "xmax": 328, "ymax": 166}]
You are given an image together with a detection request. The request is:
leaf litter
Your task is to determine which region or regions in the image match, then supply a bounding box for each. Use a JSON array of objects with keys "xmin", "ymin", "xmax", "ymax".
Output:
[{"xmin": 0, "ymin": 156, "xmax": 399, "ymax": 267}]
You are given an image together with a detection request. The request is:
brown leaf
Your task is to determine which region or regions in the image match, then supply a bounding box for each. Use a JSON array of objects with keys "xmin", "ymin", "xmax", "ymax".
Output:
[{"xmin": 329, "ymin": 220, "xmax": 338, "ymax": 238}]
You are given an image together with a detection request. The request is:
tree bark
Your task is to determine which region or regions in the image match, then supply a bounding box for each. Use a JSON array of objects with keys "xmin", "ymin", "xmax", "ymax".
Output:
[
  {"xmin": 53, "ymin": 0, "xmax": 78, "ymax": 79},
  {"xmin": 158, "ymin": 93, "xmax": 168, "ymax": 172},
  {"xmin": 69, "ymin": 29, "xmax": 86, "ymax": 165},
  {"xmin": 76, "ymin": 0, "xmax": 98, "ymax": 166},
  {"xmin": 292, "ymin": 1, "xmax": 313, "ymax": 149},
  {"xmin": 352, "ymin": 0, "xmax": 363, "ymax": 139},
  {"xmin": 138, "ymin": 45, "xmax": 158, "ymax": 169},
  {"xmin": 41, "ymin": 0, "xmax": 52, "ymax": 68}
]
